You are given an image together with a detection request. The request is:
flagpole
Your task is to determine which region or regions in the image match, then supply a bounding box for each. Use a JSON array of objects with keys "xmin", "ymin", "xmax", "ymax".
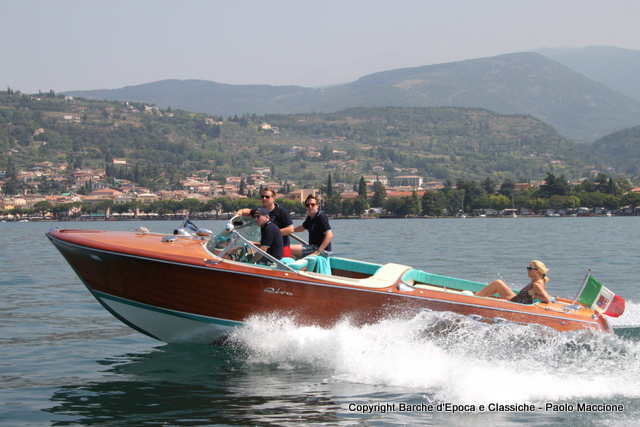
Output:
[{"xmin": 573, "ymin": 269, "xmax": 591, "ymax": 304}]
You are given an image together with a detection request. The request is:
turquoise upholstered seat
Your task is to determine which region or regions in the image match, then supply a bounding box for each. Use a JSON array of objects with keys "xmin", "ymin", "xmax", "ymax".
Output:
[
  {"xmin": 282, "ymin": 256, "xmax": 320, "ymax": 273},
  {"xmin": 401, "ymin": 269, "xmax": 486, "ymax": 293}
]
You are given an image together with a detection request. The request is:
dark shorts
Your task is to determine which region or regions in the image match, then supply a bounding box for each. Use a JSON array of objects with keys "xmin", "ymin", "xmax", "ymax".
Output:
[{"xmin": 301, "ymin": 244, "xmax": 331, "ymax": 257}]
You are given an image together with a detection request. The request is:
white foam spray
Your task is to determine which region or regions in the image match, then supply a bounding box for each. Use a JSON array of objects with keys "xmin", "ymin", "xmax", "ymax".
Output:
[{"xmin": 229, "ymin": 308, "xmax": 640, "ymax": 406}]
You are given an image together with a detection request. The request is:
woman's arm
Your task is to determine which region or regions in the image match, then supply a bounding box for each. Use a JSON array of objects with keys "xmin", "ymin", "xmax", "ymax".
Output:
[{"xmin": 531, "ymin": 281, "xmax": 551, "ymax": 303}]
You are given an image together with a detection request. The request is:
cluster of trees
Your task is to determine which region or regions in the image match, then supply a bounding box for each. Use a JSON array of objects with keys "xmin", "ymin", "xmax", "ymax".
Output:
[
  {"xmin": 320, "ymin": 172, "xmax": 640, "ymax": 217},
  {"xmin": 1, "ymin": 196, "xmax": 309, "ymax": 220},
  {"xmin": 396, "ymin": 172, "xmax": 639, "ymax": 216}
]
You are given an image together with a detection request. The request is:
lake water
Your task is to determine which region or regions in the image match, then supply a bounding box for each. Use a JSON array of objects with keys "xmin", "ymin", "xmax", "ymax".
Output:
[{"xmin": 1, "ymin": 217, "xmax": 639, "ymax": 426}]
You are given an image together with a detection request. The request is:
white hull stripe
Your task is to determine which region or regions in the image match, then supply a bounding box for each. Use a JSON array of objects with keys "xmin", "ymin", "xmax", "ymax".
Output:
[
  {"xmin": 92, "ymin": 290, "xmax": 240, "ymax": 342},
  {"xmin": 95, "ymin": 290, "xmax": 242, "ymax": 327}
]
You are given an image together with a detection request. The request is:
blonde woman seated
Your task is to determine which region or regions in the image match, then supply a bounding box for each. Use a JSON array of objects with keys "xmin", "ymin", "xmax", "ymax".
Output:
[{"xmin": 475, "ymin": 260, "xmax": 552, "ymax": 304}]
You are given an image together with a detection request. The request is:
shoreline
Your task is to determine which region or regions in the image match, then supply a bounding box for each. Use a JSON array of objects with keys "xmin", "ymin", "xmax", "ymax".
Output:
[{"xmin": 1, "ymin": 214, "xmax": 632, "ymax": 223}]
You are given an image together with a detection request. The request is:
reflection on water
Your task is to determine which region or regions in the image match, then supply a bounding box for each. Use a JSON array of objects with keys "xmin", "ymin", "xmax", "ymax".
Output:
[{"xmin": 45, "ymin": 345, "xmax": 347, "ymax": 426}]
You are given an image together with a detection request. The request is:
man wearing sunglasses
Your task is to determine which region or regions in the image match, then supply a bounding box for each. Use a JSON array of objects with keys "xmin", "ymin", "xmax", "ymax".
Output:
[
  {"xmin": 237, "ymin": 187, "xmax": 294, "ymax": 257},
  {"xmin": 291, "ymin": 194, "xmax": 333, "ymax": 258},
  {"xmin": 249, "ymin": 207, "xmax": 283, "ymax": 261}
]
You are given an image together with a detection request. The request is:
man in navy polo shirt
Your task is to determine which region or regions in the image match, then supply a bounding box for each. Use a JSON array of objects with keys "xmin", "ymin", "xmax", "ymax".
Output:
[
  {"xmin": 250, "ymin": 207, "xmax": 283, "ymax": 260},
  {"xmin": 236, "ymin": 187, "xmax": 294, "ymax": 257},
  {"xmin": 291, "ymin": 194, "xmax": 333, "ymax": 258}
]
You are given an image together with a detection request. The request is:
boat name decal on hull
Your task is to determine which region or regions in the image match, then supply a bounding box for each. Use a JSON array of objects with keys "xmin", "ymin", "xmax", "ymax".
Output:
[{"xmin": 264, "ymin": 287, "xmax": 293, "ymax": 296}]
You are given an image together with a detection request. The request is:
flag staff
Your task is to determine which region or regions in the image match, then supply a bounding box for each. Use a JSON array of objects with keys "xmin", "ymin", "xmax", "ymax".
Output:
[{"xmin": 572, "ymin": 268, "xmax": 592, "ymax": 304}]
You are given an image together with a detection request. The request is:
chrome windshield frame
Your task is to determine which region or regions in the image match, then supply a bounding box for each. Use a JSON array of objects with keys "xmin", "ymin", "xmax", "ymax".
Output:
[{"xmin": 205, "ymin": 218, "xmax": 296, "ymax": 272}]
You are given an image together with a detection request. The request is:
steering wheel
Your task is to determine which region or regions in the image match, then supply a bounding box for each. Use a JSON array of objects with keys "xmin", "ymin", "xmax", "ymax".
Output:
[
  {"xmin": 227, "ymin": 245, "xmax": 258, "ymax": 263},
  {"xmin": 226, "ymin": 245, "xmax": 247, "ymax": 262}
]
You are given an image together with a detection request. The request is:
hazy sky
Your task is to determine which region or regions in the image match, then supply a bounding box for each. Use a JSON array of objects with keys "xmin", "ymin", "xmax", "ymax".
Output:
[{"xmin": 2, "ymin": 0, "xmax": 639, "ymax": 94}]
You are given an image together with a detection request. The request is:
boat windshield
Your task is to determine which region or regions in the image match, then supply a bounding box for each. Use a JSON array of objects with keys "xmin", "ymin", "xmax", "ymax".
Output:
[
  {"xmin": 228, "ymin": 215, "xmax": 262, "ymax": 241},
  {"xmin": 205, "ymin": 216, "xmax": 291, "ymax": 271}
]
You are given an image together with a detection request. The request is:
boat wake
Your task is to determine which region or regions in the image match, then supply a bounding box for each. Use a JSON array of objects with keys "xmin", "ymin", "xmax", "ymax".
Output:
[{"xmin": 229, "ymin": 309, "xmax": 640, "ymax": 405}]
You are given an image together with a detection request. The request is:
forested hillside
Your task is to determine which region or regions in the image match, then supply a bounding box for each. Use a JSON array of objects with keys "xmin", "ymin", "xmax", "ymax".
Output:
[
  {"xmin": 64, "ymin": 52, "xmax": 640, "ymax": 143},
  {"xmin": 590, "ymin": 126, "xmax": 640, "ymax": 176},
  {"xmin": 0, "ymin": 90, "xmax": 622, "ymax": 190}
]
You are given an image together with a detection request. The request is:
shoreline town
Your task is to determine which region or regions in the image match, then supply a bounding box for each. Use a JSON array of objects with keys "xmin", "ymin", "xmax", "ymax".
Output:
[{"xmin": 2, "ymin": 162, "xmax": 640, "ymax": 221}]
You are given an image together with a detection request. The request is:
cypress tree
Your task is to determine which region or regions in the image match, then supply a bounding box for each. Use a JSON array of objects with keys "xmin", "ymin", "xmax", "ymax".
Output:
[{"xmin": 358, "ymin": 176, "xmax": 367, "ymax": 198}]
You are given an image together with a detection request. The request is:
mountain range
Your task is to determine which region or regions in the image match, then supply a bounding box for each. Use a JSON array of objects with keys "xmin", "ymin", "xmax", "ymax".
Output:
[
  {"xmin": 533, "ymin": 46, "xmax": 640, "ymax": 102},
  {"xmin": 64, "ymin": 47, "xmax": 640, "ymax": 144}
]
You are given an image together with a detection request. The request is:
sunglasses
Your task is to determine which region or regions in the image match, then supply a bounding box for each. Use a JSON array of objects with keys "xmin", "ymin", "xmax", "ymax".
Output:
[
  {"xmin": 260, "ymin": 195, "xmax": 271, "ymax": 199},
  {"xmin": 527, "ymin": 267, "xmax": 539, "ymax": 271},
  {"xmin": 253, "ymin": 214, "xmax": 263, "ymax": 219},
  {"xmin": 305, "ymin": 203, "xmax": 316, "ymax": 207}
]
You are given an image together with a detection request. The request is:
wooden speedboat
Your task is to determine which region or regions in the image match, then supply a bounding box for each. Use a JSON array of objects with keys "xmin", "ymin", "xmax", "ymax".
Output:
[{"xmin": 46, "ymin": 217, "xmax": 619, "ymax": 343}]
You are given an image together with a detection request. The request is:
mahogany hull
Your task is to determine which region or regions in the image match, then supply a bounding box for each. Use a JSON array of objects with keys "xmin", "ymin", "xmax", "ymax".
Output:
[{"xmin": 46, "ymin": 228, "xmax": 611, "ymax": 343}]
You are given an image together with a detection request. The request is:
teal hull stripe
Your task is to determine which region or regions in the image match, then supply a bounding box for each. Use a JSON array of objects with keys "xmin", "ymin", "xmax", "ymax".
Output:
[{"xmin": 94, "ymin": 290, "xmax": 243, "ymax": 328}]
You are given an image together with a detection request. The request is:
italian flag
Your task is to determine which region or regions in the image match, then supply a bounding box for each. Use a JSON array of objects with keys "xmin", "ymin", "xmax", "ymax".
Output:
[{"xmin": 576, "ymin": 274, "xmax": 625, "ymax": 317}]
